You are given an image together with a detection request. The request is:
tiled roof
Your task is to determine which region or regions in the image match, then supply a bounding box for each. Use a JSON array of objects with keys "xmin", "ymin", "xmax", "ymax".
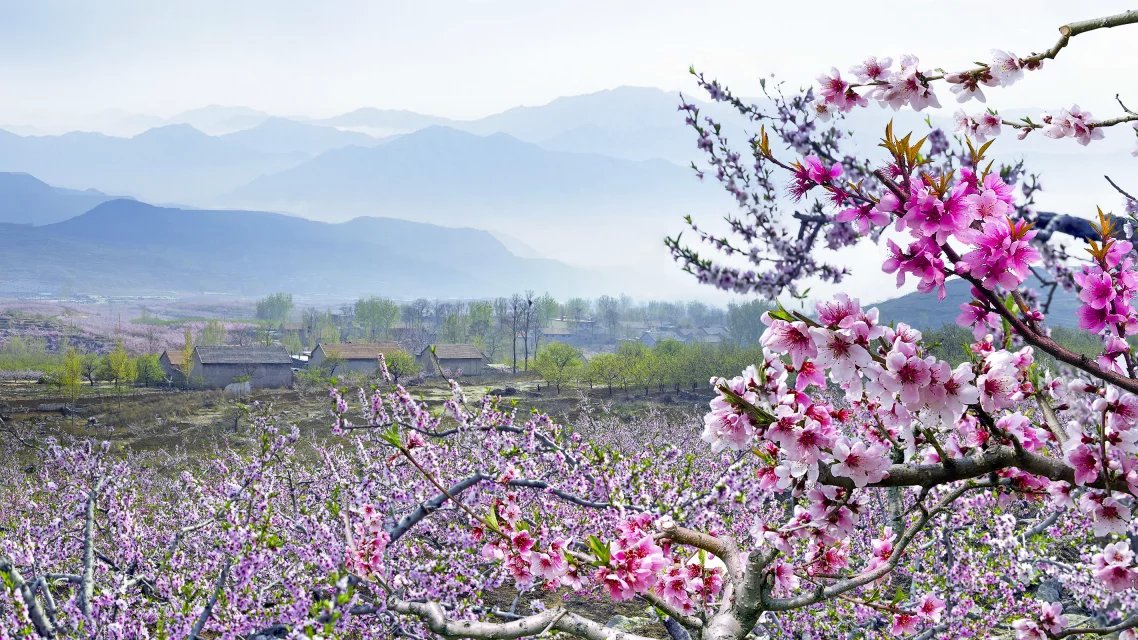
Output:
[
  {"xmin": 162, "ymin": 350, "xmax": 186, "ymax": 366},
  {"xmin": 426, "ymin": 344, "xmax": 485, "ymax": 360},
  {"xmin": 319, "ymin": 342, "xmax": 404, "ymax": 360},
  {"xmin": 194, "ymin": 345, "xmax": 292, "ymax": 365}
]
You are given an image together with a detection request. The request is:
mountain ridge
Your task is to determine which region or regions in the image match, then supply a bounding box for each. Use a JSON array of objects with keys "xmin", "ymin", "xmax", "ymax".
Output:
[{"xmin": 0, "ymin": 198, "xmax": 600, "ymax": 299}]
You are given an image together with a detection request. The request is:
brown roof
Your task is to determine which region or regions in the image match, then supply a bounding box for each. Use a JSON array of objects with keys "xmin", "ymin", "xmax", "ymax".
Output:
[
  {"xmin": 195, "ymin": 345, "xmax": 293, "ymax": 365},
  {"xmin": 162, "ymin": 349, "xmax": 186, "ymax": 366},
  {"xmin": 319, "ymin": 342, "xmax": 404, "ymax": 360},
  {"xmin": 424, "ymin": 344, "xmax": 485, "ymax": 360}
]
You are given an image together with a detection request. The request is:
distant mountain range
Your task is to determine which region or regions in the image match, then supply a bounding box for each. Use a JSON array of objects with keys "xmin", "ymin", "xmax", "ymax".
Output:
[
  {"xmin": 220, "ymin": 125, "xmax": 711, "ymax": 226},
  {"xmin": 0, "ymin": 124, "xmax": 305, "ymax": 204},
  {"xmin": 1, "ymin": 85, "xmax": 1124, "ymax": 303},
  {"xmin": 0, "ymin": 194, "xmax": 598, "ymax": 299},
  {"xmin": 0, "ymin": 88, "xmax": 722, "ymax": 231}
]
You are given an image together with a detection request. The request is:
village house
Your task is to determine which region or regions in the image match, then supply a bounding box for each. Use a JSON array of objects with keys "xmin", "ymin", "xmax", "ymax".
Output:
[
  {"xmin": 189, "ymin": 345, "xmax": 294, "ymax": 389},
  {"xmin": 158, "ymin": 349, "xmax": 187, "ymax": 385},
  {"xmin": 309, "ymin": 342, "xmax": 404, "ymax": 374},
  {"xmin": 418, "ymin": 344, "xmax": 486, "ymax": 376}
]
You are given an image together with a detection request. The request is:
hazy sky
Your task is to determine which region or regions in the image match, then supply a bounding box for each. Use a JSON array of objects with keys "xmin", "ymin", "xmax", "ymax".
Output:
[{"xmin": 1, "ymin": 0, "xmax": 1136, "ymax": 123}]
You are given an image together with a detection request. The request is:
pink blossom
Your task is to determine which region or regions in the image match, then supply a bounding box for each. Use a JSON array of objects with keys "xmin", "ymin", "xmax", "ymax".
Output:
[
  {"xmin": 835, "ymin": 203, "xmax": 889, "ymax": 234},
  {"xmin": 1077, "ymin": 268, "xmax": 1116, "ymax": 309},
  {"xmin": 988, "ymin": 50, "xmax": 1023, "ymax": 87},
  {"xmin": 891, "ymin": 612, "xmax": 920, "ymax": 635},
  {"xmin": 815, "ymin": 293, "xmax": 861, "ymax": 327},
  {"xmin": 809, "ymin": 327, "xmax": 870, "ymax": 386},
  {"xmin": 817, "ymin": 68, "xmax": 852, "ymax": 109},
  {"xmin": 794, "ymin": 360, "xmax": 826, "ymax": 391},
  {"xmin": 1011, "ymin": 619, "xmax": 1047, "ymax": 640},
  {"xmin": 761, "ymin": 316, "xmax": 818, "ymax": 369},
  {"xmin": 1042, "ymin": 105, "xmax": 1104, "ymax": 145},
  {"xmin": 880, "ymin": 55, "xmax": 940, "ymax": 111},
  {"xmin": 879, "ymin": 351, "xmax": 932, "ymax": 405},
  {"xmin": 956, "ymin": 302, "xmax": 999, "ymax": 340},
  {"xmin": 966, "ymin": 187, "xmax": 1010, "ymax": 220},
  {"xmin": 1066, "ymin": 444, "xmax": 1100, "ymax": 485},
  {"xmin": 830, "ymin": 438, "xmax": 890, "ymax": 487},
  {"xmin": 1037, "ymin": 601, "xmax": 1068, "ymax": 634},
  {"xmin": 768, "ymin": 559, "xmax": 800, "ymax": 592},
  {"xmin": 958, "ymin": 218, "xmax": 1041, "ymax": 289},
  {"xmin": 916, "ymin": 592, "xmax": 945, "ymax": 623},
  {"xmin": 1093, "ymin": 540, "xmax": 1138, "ymax": 591},
  {"xmin": 849, "ymin": 56, "xmax": 892, "ymax": 82}
]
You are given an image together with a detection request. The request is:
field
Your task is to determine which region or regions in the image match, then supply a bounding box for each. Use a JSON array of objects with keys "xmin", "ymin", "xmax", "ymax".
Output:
[{"xmin": 0, "ymin": 371, "xmax": 710, "ymax": 637}]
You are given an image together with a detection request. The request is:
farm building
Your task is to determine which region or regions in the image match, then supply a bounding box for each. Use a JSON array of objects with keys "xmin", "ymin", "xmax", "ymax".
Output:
[
  {"xmin": 309, "ymin": 342, "xmax": 404, "ymax": 374},
  {"xmin": 159, "ymin": 349, "xmax": 187, "ymax": 385},
  {"xmin": 189, "ymin": 345, "xmax": 294, "ymax": 389},
  {"xmin": 418, "ymin": 344, "xmax": 486, "ymax": 376}
]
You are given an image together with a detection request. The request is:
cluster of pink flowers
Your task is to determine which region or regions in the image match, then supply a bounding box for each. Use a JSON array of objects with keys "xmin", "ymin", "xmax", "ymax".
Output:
[
  {"xmin": 653, "ymin": 556, "xmax": 725, "ymax": 616},
  {"xmin": 1074, "ymin": 237, "xmax": 1138, "ymax": 334},
  {"xmin": 595, "ymin": 514, "xmax": 669, "ymax": 600},
  {"xmin": 1042, "ymin": 105, "xmax": 1105, "ymax": 145},
  {"xmin": 891, "ymin": 593, "xmax": 946, "ymax": 635},
  {"xmin": 833, "ymin": 166, "xmax": 1037, "ymax": 301},
  {"xmin": 954, "ymin": 109, "xmax": 1003, "ymax": 141},
  {"xmin": 1012, "ymin": 602, "xmax": 1069, "ymax": 640},
  {"xmin": 478, "ymin": 495, "xmax": 581, "ymax": 591},
  {"xmin": 344, "ymin": 504, "xmax": 390, "ymax": 581},
  {"xmin": 816, "ymin": 49, "xmax": 1030, "ymax": 119}
]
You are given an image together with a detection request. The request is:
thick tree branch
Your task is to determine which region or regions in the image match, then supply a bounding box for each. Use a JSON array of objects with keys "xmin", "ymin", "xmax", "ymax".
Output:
[
  {"xmin": 816, "ymin": 445, "xmax": 1084, "ymax": 490},
  {"xmin": 79, "ymin": 476, "xmax": 108, "ymax": 617},
  {"xmin": 391, "ymin": 600, "xmax": 658, "ymax": 640},
  {"xmin": 1055, "ymin": 614, "xmax": 1138, "ymax": 638}
]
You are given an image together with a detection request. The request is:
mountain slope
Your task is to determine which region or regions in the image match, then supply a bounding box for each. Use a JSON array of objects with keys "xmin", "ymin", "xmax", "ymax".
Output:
[
  {"xmin": 167, "ymin": 105, "xmax": 272, "ymax": 135},
  {"xmin": 311, "ymin": 108, "xmax": 459, "ymax": 137},
  {"xmin": 0, "ymin": 199, "xmax": 596, "ymax": 298},
  {"xmin": 0, "ymin": 172, "xmax": 121, "ymax": 225},
  {"xmin": 463, "ymin": 86, "xmax": 690, "ymax": 141},
  {"xmin": 220, "ymin": 117, "xmax": 383, "ymax": 156},
  {"xmin": 0, "ymin": 125, "xmax": 305, "ymax": 203},
  {"xmin": 221, "ymin": 125, "xmax": 711, "ymax": 224},
  {"xmin": 874, "ymin": 277, "xmax": 1080, "ymax": 330}
]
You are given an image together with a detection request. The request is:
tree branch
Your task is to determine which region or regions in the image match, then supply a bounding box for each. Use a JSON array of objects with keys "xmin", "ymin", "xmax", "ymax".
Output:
[
  {"xmin": 391, "ymin": 600, "xmax": 658, "ymax": 640},
  {"xmin": 763, "ymin": 481, "xmax": 991, "ymax": 611},
  {"xmin": 1055, "ymin": 614, "xmax": 1138, "ymax": 638},
  {"xmin": 79, "ymin": 476, "xmax": 108, "ymax": 617},
  {"xmin": 0, "ymin": 556, "xmax": 55, "ymax": 638},
  {"xmin": 189, "ymin": 559, "xmax": 232, "ymax": 639}
]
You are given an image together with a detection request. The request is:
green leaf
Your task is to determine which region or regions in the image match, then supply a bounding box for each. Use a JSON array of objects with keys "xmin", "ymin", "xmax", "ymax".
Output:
[{"xmin": 586, "ymin": 534, "xmax": 611, "ymax": 565}]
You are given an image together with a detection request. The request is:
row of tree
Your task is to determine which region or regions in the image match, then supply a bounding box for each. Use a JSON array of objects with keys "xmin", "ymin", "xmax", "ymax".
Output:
[
  {"xmin": 262, "ymin": 292, "xmax": 773, "ymax": 373},
  {"xmin": 533, "ymin": 339, "xmax": 767, "ymax": 396},
  {"xmin": 55, "ymin": 342, "xmax": 166, "ymax": 402}
]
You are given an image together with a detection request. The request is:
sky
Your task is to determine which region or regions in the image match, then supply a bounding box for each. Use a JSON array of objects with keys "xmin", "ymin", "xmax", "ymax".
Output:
[{"xmin": 1, "ymin": 0, "xmax": 1136, "ymax": 124}]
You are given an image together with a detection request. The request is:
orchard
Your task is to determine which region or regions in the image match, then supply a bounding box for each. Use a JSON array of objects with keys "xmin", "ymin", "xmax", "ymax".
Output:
[{"xmin": 4, "ymin": 10, "xmax": 1138, "ymax": 640}]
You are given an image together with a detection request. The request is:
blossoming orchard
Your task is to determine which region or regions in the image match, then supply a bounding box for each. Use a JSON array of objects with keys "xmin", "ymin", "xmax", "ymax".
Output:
[{"xmin": 5, "ymin": 9, "xmax": 1138, "ymax": 640}]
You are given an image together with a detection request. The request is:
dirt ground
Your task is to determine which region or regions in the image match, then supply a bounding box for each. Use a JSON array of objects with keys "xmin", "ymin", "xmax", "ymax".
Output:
[{"xmin": 0, "ymin": 375, "xmax": 710, "ymax": 455}]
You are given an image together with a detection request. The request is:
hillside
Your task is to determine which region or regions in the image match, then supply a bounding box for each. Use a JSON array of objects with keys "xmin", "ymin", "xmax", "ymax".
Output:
[
  {"xmin": 0, "ymin": 172, "xmax": 121, "ymax": 225},
  {"xmin": 874, "ymin": 277, "xmax": 1080, "ymax": 330},
  {"xmin": 0, "ymin": 199, "xmax": 598, "ymax": 299}
]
